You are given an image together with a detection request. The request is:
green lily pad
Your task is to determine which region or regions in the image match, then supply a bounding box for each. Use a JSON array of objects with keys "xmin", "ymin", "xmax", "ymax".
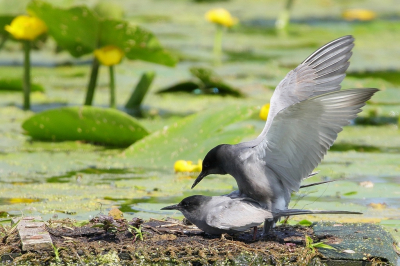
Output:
[
  {"xmin": 28, "ymin": 1, "xmax": 99, "ymax": 57},
  {"xmin": 0, "ymin": 78, "xmax": 45, "ymax": 92},
  {"xmin": 99, "ymin": 19, "xmax": 177, "ymax": 66},
  {"xmin": 28, "ymin": 1, "xmax": 177, "ymax": 66},
  {"xmin": 125, "ymin": 104, "xmax": 257, "ymax": 168},
  {"xmin": 22, "ymin": 106, "xmax": 149, "ymax": 146}
]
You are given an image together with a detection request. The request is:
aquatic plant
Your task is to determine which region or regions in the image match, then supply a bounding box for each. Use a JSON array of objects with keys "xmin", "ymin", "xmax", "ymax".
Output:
[
  {"xmin": 157, "ymin": 67, "xmax": 243, "ymax": 97},
  {"xmin": 128, "ymin": 225, "xmax": 143, "ymax": 241},
  {"xmin": 305, "ymin": 235, "xmax": 336, "ymax": 254},
  {"xmin": 28, "ymin": 0, "xmax": 177, "ymax": 107},
  {"xmin": 205, "ymin": 8, "xmax": 237, "ymax": 65},
  {"xmin": 259, "ymin": 103, "xmax": 270, "ymax": 121},
  {"xmin": 92, "ymin": 215, "xmax": 120, "ymax": 233},
  {"xmin": 4, "ymin": 15, "xmax": 47, "ymax": 110},
  {"xmin": 94, "ymin": 45, "xmax": 124, "ymax": 108},
  {"xmin": 174, "ymin": 160, "xmax": 202, "ymax": 173}
]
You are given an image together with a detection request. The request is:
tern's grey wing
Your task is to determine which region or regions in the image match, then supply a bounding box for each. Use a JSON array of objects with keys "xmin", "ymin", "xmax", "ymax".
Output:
[
  {"xmin": 253, "ymin": 36, "xmax": 354, "ymax": 144},
  {"xmin": 256, "ymin": 88, "xmax": 378, "ymax": 192},
  {"xmin": 206, "ymin": 198, "xmax": 270, "ymax": 232}
]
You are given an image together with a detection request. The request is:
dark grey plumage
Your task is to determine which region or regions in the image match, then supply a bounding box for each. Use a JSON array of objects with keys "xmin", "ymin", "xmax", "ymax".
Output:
[
  {"xmin": 191, "ymin": 36, "xmax": 378, "ymax": 233},
  {"xmin": 161, "ymin": 194, "xmax": 362, "ymax": 235}
]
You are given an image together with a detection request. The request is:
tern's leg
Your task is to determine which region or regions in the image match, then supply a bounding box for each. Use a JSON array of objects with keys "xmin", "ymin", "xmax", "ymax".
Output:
[
  {"xmin": 262, "ymin": 219, "xmax": 274, "ymax": 236},
  {"xmin": 252, "ymin": 226, "xmax": 258, "ymax": 241}
]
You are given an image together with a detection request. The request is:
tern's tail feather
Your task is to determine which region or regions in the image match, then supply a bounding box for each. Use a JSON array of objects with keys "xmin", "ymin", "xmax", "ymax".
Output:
[
  {"xmin": 276, "ymin": 209, "xmax": 362, "ymax": 217},
  {"xmin": 299, "ymin": 180, "xmax": 337, "ymax": 189}
]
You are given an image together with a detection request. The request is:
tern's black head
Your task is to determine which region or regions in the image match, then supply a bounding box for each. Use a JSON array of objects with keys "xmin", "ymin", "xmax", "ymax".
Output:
[
  {"xmin": 161, "ymin": 195, "xmax": 211, "ymax": 213},
  {"xmin": 191, "ymin": 145, "xmax": 228, "ymax": 189}
]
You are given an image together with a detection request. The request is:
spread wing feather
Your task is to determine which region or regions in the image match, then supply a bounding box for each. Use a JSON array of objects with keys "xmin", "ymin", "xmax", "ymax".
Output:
[
  {"xmin": 255, "ymin": 35, "xmax": 354, "ymax": 141},
  {"xmin": 256, "ymin": 88, "xmax": 378, "ymax": 192}
]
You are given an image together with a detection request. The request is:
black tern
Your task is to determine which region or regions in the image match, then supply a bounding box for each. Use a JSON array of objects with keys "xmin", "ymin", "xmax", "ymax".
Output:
[
  {"xmin": 161, "ymin": 194, "xmax": 362, "ymax": 237},
  {"xmin": 191, "ymin": 35, "xmax": 378, "ymax": 232}
]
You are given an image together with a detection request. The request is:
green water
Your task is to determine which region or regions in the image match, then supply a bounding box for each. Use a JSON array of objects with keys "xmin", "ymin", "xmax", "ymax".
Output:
[{"xmin": 0, "ymin": 0, "xmax": 399, "ymax": 243}]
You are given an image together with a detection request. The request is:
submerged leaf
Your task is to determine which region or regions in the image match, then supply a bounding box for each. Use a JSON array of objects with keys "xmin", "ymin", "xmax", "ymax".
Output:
[
  {"xmin": 157, "ymin": 81, "xmax": 200, "ymax": 94},
  {"xmin": 22, "ymin": 106, "xmax": 149, "ymax": 146},
  {"xmin": 157, "ymin": 67, "xmax": 244, "ymax": 97},
  {"xmin": 190, "ymin": 67, "xmax": 244, "ymax": 97},
  {"xmin": 0, "ymin": 78, "xmax": 45, "ymax": 92},
  {"xmin": 343, "ymin": 191, "xmax": 358, "ymax": 196}
]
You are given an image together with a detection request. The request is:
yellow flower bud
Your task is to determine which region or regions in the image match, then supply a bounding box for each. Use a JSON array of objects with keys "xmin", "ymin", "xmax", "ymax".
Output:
[
  {"xmin": 259, "ymin": 103, "xmax": 270, "ymax": 121},
  {"xmin": 192, "ymin": 160, "xmax": 202, "ymax": 172},
  {"xmin": 174, "ymin": 160, "xmax": 202, "ymax": 173},
  {"xmin": 94, "ymin": 45, "xmax": 124, "ymax": 66},
  {"xmin": 342, "ymin": 9, "xmax": 376, "ymax": 21},
  {"xmin": 205, "ymin": 8, "xmax": 238, "ymax": 28},
  {"xmin": 5, "ymin": 15, "xmax": 47, "ymax": 41}
]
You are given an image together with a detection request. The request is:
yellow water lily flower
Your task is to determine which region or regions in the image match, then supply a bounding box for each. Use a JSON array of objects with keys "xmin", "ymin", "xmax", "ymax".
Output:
[
  {"xmin": 342, "ymin": 9, "xmax": 376, "ymax": 21},
  {"xmin": 259, "ymin": 103, "xmax": 270, "ymax": 120},
  {"xmin": 5, "ymin": 15, "xmax": 47, "ymax": 41},
  {"xmin": 174, "ymin": 160, "xmax": 202, "ymax": 173},
  {"xmin": 205, "ymin": 8, "xmax": 238, "ymax": 28},
  {"xmin": 94, "ymin": 45, "xmax": 124, "ymax": 66}
]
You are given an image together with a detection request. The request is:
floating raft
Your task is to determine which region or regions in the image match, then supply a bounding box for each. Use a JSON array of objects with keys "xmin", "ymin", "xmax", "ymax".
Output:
[{"xmin": 0, "ymin": 217, "xmax": 398, "ymax": 265}]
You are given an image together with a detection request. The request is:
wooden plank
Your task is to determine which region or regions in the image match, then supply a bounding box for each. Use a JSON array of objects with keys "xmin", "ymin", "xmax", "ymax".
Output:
[{"xmin": 12, "ymin": 216, "xmax": 53, "ymax": 251}]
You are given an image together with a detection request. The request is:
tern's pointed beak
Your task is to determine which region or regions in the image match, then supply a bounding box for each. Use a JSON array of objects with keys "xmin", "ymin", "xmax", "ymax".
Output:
[
  {"xmin": 161, "ymin": 204, "xmax": 180, "ymax": 210},
  {"xmin": 191, "ymin": 171, "xmax": 206, "ymax": 189}
]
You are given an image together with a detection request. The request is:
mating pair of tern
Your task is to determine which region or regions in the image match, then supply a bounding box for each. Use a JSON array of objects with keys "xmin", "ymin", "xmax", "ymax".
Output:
[{"xmin": 162, "ymin": 36, "xmax": 378, "ymax": 238}]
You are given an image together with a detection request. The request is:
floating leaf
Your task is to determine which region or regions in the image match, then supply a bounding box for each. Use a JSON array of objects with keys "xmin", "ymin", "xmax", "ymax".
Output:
[
  {"xmin": 157, "ymin": 67, "xmax": 243, "ymax": 97},
  {"xmin": 157, "ymin": 81, "xmax": 200, "ymax": 94},
  {"xmin": 125, "ymin": 104, "xmax": 256, "ymax": 168},
  {"xmin": 298, "ymin": 219, "xmax": 313, "ymax": 226},
  {"xmin": 343, "ymin": 191, "xmax": 358, "ymax": 196},
  {"xmin": 190, "ymin": 67, "xmax": 244, "ymax": 97},
  {"xmin": 0, "ymin": 78, "xmax": 45, "ymax": 92},
  {"xmin": 22, "ymin": 106, "xmax": 149, "ymax": 146}
]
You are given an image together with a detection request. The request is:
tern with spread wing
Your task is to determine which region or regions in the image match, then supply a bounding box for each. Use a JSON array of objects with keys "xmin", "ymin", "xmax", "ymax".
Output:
[{"xmin": 190, "ymin": 35, "xmax": 378, "ymax": 233}]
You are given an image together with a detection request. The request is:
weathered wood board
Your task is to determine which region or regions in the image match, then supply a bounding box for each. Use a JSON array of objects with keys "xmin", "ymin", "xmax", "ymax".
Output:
[{"xmin": 11, "ymin": 216, "xmax": 53, "ymax": 251}]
